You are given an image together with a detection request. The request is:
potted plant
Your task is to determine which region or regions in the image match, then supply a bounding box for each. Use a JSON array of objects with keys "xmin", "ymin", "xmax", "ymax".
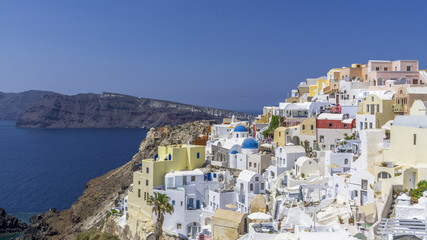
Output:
[
  {"xmin": 338, "ymin": 215, "xmax": 344, "ymax": 224},
  {"xmin": 348, "ymin": 216, "xmax": 354, "ymax": 225},
  {"xmin": 381, "ymin": 162, "xmax": 388, "ymax": 167}
]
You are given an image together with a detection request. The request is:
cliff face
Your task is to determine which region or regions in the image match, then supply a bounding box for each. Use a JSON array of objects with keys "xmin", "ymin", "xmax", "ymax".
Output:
[
  {"xmin": 15, "ymin": 92, "xmax": 254, "ymax": 128},
  {"xmin": 0, "ymin": 90, "xmax": 55, "ymax": 120},
  {"xmin": 22, "ymin": 121, "xmax": 211, "ymax": 240}
]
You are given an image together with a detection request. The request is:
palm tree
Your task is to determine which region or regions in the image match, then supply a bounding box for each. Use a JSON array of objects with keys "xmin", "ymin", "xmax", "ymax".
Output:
[{"xmin": 147, "ymin": 192, "xmax": 174, "ymax": 240}]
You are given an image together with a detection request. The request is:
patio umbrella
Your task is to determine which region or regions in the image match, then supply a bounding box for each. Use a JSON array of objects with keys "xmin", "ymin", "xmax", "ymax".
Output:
[
  {"xmin": 327, "ymin": 163, "xmax": 340, "ymax": 168},
  {"xmin": 248, "ymin": 212, "xmax": 272, "ymax": 221},
  {"xmin": 353, "ymin": 233, "xmax": 367, "ymax": 240}
]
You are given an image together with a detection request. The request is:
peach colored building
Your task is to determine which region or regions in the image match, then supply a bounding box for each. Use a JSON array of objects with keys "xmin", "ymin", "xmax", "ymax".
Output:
[
  {"xmin": 368, "ymin": 60, "xmax": 421, "ymax": 86},
  {"xmin": 340, "ymin": 63, "xmax": 368, "ymax": 81}
]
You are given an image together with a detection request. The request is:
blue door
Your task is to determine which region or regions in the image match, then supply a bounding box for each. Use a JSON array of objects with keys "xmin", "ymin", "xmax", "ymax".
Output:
[
  {"xmin": 196, "ymin": 200, "xmax": 200, "ymax": 209},
  {"xmin": 189, "ymin": 198, "xmax": 194, "ymax": 209}
]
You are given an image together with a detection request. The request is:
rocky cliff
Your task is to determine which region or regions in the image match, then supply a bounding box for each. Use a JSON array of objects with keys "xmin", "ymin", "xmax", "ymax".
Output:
[
  {"xmin": 0, "ymin": 208, "xmax": 28, "ymax": 234},
  {"xmin": 15, "ymin": 92, "xmax": 254, "ymax": 128},
  {"xmin": 22, "ymin": 121, "xmax": 211, "ymax": 240},
  {"xmin": 0, "ymin": 90, "xmax": 55, "ymax": 120}
]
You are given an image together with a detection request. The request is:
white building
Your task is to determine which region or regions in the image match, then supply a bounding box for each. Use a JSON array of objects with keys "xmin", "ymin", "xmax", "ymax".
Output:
[
  {"xmin": 318, "ymin": 150, "xmax": 353, "ymax": 176},
  {"xmin": 236, "ymin": 170, "xmax": 266, "ymax": 213},
  {"xmin": 265, "ymin": 145, "xmax": 306, "ymax": 188},
  {"xmin": 154, "ymin": 169, "xmax": 219, "ymax": 239}
]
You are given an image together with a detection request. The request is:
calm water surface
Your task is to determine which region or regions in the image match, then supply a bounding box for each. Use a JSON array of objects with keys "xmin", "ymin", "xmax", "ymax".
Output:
[{"xmin": 0, "ymin": 120, "xmax": 148, "ymax": 217}]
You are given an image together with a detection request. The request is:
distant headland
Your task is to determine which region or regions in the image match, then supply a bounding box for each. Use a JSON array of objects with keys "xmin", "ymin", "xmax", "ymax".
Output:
[{"xmin": 0, "ymin": 90, "xmax": 255, "ymax": 128}]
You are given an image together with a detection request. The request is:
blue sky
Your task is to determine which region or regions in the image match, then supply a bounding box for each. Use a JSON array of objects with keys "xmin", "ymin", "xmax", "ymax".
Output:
[{"xmin": 1, "ymin": 0, "xmax": 426, "ymax": 113}]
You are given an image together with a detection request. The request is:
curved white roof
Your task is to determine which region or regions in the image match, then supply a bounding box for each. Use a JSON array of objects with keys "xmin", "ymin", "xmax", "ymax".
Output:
[
  {"xmin": 237, "ymin": 169, "xmax": 258, "ymax": 182},
  {"xmin": 317, "ymin": 113, "xmax": 343, "ymax": 120},
  {"xmin": 295, "ymin": 156, "xmax": 312, "ymax": 166}
]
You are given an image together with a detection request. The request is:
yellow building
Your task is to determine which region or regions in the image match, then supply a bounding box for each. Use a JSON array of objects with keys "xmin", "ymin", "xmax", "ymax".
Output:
[
  {"xmin": 300, "ymin": 117, "xmax": 316, "ymax": 136},
  {"xmin": 375, "ymin": 116, "xmax": 427, "ymax": 197},
  {"xmin": 357, "ymin": 94, "xmax": 395, "ymax": 130},
  {"xmin": 274, "ymin": 127, "xmax": 287, "ymax": 146},
  {"xmin": 308, "ymin": 78, "xmax": 328, "ymax": 98},
  {"xmin": 127, "ymin": 144, "xmax": 206, "ymax": 238}
]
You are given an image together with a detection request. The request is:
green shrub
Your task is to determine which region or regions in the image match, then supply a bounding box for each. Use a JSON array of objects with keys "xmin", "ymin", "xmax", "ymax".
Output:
[
  {"xmin": 263, "ymin": 116, "xmax": 280, "ymax": 138},
  {"xmin": 75, "ymin": 229, "xmax": 118, "ymax": 240}
]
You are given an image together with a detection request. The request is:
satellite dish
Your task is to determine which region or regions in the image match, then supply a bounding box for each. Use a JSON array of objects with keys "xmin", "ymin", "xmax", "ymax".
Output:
[{"xmin": 146, "ymin": 233, "xmax": 156, "ymax": 240}]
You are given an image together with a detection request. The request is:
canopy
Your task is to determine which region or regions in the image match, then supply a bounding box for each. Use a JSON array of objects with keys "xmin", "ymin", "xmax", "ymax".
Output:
[
  {"xmin": 272, "ymin": 232, "xmax": 298, "ymax": 240},
  {"xmin": 248, "ymin": 212, "xmax": 272, "ymax": 221},
  {"xmin": 225, "ymin": 204, "xmax": 237, "ymax": 209}
]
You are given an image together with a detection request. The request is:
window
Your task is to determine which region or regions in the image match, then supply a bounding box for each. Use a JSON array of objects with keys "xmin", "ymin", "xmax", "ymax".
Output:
[
  {"xmin": 369, "ymin": 122, "xmax": 373, "ymax": 129},
  {"xmin": 384, "ymin": 67, "xmax": 388, "ymax": 71},
  {"xmin": 191, "ymin": 176, "xmax": 195, "ymax": 182},
  {"xmin": 280, "ymin": 148, "xmax": 282, "ymax": 153},
  {"xmin": 366, "ymin": 105, "xmax": 370, "ymax": 112},
  {"xmin": 309, "ymin": 161, "xmax": 312, "ymax": 164},
  {"xmin": 407, "ymin": 66, "xmax": 412, "ymax": 71},
  {"xmin": 261, "ymin": 183, "xmax": 265, "ymax": 190},
  {"xmin": 177, "ymin": 224, "xmax": 182, "ymax": 229},
  {"xmin": 197, "ymin": 152, "xmax": 200, "ymax": 159},
  {"xmin": 364, "ymin": 122, "xmax": 367, "ymax": 129},
  {"xmin": 236, "ymin": 134, "xmax": 239, "ymax": 138},
  {"xmin": 377, "ymin": 104, "xmax": 380, "ymax": 112},
  {"xmin": 371, "ymin": 96, "xmax": 374, "ymax": 101},
  {"xmin": 320, "ymin": 135, "xmax": 324, "ymax": 143},
  {"xmin": 146, "ymin": 180, "xmax": 149, "ymax": 186},
  {"xmin": 138, "ymin": 181, "xmax": 140, "ymax": 185},
  {"xmin": 172, "ymin": 200, "xmax": 175, "ymax": 205},
  {"xmin": 345, "ymin": 159, "xmax": 349, "ymax": 165},
  {"xmin": 255, "ymin": 177, "xmax": 259, "ymax": 181},
  {"xmin": 414, "ymin": 134, "xmax": 417, "ymax": 145},
  {"xmin": 311, "ymin": 125, "xmax": 314, "ymax": 130},
  {"xmin": 240, "ymin": 183, "xmax": 244, "ymax": 190},
  {"xmin": 138, "ymin": 189, "xmax": 141, "ymax": 198},
  {"xmin": 254, "ymin": 163, "xmax": 257, "ymax": 168},
  {"xmin": 375, "ymin": 67, "xmax": 380, "ymax": 71},
  {"xmin": 146, "ymin": 167, "xmax": 149, "ymax": 174},
  {"xmin": 329, "ymin": 123, "xmax": 333, "ymax": 128},
  {"xmin": 360, "ymin": 122, "xmax": 363, "ymax": 130},
  {"xmin": 354, "ymin": 190, "xmax": 358, "ymax": 197},
  {"xmin": 181, "ymin": 201, "xmax": 183, "ymax": 206},
  {"xmin": 250, "ymin": 183, "xmax": 253, "ymax": 191},
  {"xmin": 302, "ymin": 125, "xmax": 305, "ymax": 130},
  {"xmin": 344, "ymin": 124, "xmax": 347, "ymax": 128},
  {"xmin": 249, "ymin": 162, "xmax": 252, "ymax": 167},
  {"xmin": 361, "ymin": 179, "xmax": 368, "ymax": 190}
]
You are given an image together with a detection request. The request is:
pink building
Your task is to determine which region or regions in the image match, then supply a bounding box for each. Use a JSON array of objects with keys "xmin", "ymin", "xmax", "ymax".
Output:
[{"xmin": 368, "ymin": 60, "xmax": 421, "ymax": 86}]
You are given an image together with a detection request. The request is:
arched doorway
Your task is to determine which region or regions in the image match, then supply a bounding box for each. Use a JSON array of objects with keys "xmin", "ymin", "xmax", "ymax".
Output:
[
  {"xmin": 292, "ymin": 136, "xmax": 300, "ymax": 145},
  {"xmin": 187, "ymin": 222, "xmax": 201, "ymax": 239}
]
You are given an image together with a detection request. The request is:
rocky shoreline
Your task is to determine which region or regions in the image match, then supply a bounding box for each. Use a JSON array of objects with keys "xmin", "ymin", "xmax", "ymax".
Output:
[{"xmin": 0, "ymin": 208, "xmax": 28, "ymax": 235}]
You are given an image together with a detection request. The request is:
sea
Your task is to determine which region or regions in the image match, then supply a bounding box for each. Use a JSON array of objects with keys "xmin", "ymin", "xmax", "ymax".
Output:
[{"xmin": 0, "ymin": 120, "xmax": 148, "ymax": 239}]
